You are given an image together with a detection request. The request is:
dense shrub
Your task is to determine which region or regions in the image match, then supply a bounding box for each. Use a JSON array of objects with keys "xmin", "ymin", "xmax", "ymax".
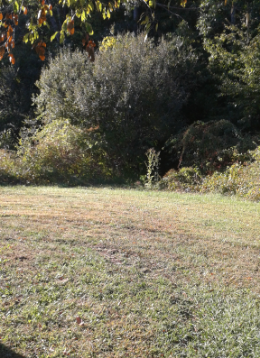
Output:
[
  {"xmin": 160, "ymin": 166, "xmax": 202, "ymax": 191},
  {"xmin": 164, "ymin": 120, "xmax": 255, "ymax": 174},
  {"xmin": 202, "ymin": 146, "xmax": 260, "ymax": 201},
  {"xmin": 158, "ymin": 146, "xmax": 260, "ymax": 201},
  {"xmin": 0, "ymin": 149, "xmax": 19, "ymax": 184},
  {"xmin": 34, "ymin": 33, "xmax": 199, "ymax": 176},
  {"xmin": 0, "ymin": 120, "xmax": 112, "ymax": 185}
]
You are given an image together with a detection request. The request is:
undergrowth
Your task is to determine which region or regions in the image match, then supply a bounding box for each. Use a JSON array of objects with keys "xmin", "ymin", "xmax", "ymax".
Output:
[
  {"xmin": 0, "ymin": 130, "xmax": 259, "ymax": 202},
  {"xmin": 160, "ymin": 146, "xmax": 260, "ymax": 201}
]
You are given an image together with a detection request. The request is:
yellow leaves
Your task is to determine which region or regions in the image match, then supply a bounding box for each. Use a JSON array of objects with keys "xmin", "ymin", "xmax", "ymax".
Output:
[
  {"xmin": 81, "ymin": 10, "xmax": 86, "ymax": 21},
  {"xmin": 180, "ymin": 0, "xmax": 187, "ymax": 7},
  {"xmin": 96, "ymin": 1, "xmax": 102, "ymax": 12},
  {"xmin": 50, "ymin": 31, "xmax": 58, "ymax": 41},
  {"xmin": 114, "ymin": 0, "xmax": 120, "ymax": 8},
  {"xmin": 100, "ymin": 36, "xmax": 116, "ymax": 52},
  {"xmin": 14, "ymin": 1, "xmax": 19, "ymax": 13},
  {"xmin": 88, "ymin": 1, "xmax": 94, "ymax": 11}
]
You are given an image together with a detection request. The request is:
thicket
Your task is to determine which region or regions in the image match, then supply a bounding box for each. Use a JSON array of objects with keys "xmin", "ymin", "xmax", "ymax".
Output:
[
  {"xmin": 0, "ymin": 0, "xmax": 260, "ymax": 200},
  {"xmin": 33, "ymin": 33, "xmax": 199, "ymax": 178},
  {"xmin": 0, "ymin": 120, "xmax": 112, "ymax": 185}
]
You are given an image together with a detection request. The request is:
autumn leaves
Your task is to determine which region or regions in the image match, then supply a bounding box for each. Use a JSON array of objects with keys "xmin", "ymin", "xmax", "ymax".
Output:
[
  {"xmin": 35, "ymin": 41, "xmax": 46, "ymax": 61},
  {"xmin": 0, "ymin": 2, "xmax": 48, "ymax": 63},
  {"xmin": 0, "ymin": 0, "xmax": 97, "ymax": 64},
  {"xmin": 37, "ymin": 1, "xmax": 53, "ymax": 26},
  {"xmin": 0, "ymin": 6, "xmax": 28, "ymax": 64}
]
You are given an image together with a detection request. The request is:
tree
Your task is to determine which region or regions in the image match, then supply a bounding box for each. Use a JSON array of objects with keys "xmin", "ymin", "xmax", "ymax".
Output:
[
  {"xmin": 0, "ymin": 0, "xmax": 120, "ymax": 63},
  {"xmin": 0, "ymin": 0, "xmax": 194, "ymax": 63},
  {"xmin": 198, "ymin": 0, "xmax": 260, "ymax": 130}
]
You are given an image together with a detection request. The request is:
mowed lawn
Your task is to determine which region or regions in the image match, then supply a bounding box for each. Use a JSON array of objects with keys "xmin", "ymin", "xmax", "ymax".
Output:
[{"xmin": 0, "ymin": 186, "xmax": 260, "ymax": 358}]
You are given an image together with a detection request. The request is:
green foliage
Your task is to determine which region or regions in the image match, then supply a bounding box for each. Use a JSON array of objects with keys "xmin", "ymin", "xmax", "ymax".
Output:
[
  {"xmin": 0, "ymin": 129, "xmax": 15, "ymax": 149},
  {"xmin": 0, "ymin": 43, "xmax": 43, "ymax": 147},
  {"xmin": 160, "ymin": 166, "xmax": 202, "ymax": 191},
  {"xmin": 0, "ymin": 120, "xmax": 112, "ymax": 185},
  {"xmin": 160, "ymin": 144, "xmax": 260, "ymax": 202},
  {"xmin": 33, "ymin": 50, "xmax": 91, "ymax": 125},
  {"xmin": 20, "ymin": 119, "xmax": 113, "ymax": 184},
  {"xmin": 198, "ymin": 1, "xmax": 260, "ymax": 130},
  {"xmin": 34, "ymin": 33, "xmax": 199, "ymax": 176},
  {"xmin": 0, "ymin": 149, "xmax": 19, "ymax": 184},
  {"xmin": 201, "ymin": 146, "xmax": 260, "ymax": 201},
  {"xmin": 145, "ymin": 148, "xmax": 160, "ymax": 189},
  {"xmin": 164, "ymin": 120, "xmax": 254, "ymax": 174},
  {"xmin": 201, "ymin": 164, "xmax": 242, "ymax": 196}
]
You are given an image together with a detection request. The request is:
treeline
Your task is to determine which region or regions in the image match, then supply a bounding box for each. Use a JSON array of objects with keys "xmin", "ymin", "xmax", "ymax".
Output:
[{"xmin": 0, "ymin": 0, "xmax": 260, "ymax": 186}]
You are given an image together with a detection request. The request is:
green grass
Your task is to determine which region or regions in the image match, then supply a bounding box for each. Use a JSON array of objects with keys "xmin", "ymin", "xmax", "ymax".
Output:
[{"xmin": 0, "ymin": 187, "xmax": 260, "ymax": 357}]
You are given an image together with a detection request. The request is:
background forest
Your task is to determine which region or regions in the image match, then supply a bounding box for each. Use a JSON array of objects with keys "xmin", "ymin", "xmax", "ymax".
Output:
[{"xmin": 0, "ymin": 0, "xmax": 260, "ymax": 199}]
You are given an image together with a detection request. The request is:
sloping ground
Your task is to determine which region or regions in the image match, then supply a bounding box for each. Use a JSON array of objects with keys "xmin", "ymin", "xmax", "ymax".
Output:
[{"xmin": 0, "ymin": 187, "xmax": 260, "ymax": 357}]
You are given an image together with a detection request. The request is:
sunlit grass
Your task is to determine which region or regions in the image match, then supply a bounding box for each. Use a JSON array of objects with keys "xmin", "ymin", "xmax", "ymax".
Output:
[{"xmin": 0, "ymin": 186, "xmax": 260, "ymax": 357}]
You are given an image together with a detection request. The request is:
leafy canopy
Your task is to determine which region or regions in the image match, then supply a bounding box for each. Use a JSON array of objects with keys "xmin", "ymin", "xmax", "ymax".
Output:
[{"xmin": 0, "ymin": 0, "xmax": 188, "ymax": 62}]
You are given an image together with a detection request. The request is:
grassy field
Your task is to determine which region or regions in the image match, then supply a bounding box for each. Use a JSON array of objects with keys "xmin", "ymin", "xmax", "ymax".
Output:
[{"xmin": 0, "ymin": 186, "xmax": 260, "ymax": 358}]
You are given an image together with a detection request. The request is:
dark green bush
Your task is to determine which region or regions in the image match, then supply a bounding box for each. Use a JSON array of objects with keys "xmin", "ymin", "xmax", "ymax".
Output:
[
  {"xmin": 34, "ymin": 33, "xmax": 199, "ymax": 177},
  {"xmin": 0, "ymin": 45, "xmax": 43, "ymax": 148},
  {"xmin": 164, "ymin": 120, "xmax": 255, "ymax": 174}
]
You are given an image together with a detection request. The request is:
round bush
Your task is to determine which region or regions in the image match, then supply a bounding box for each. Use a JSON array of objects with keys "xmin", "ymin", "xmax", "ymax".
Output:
[
  {"xmin": 34, "ymin": 33, "xmax": 198, "ymax": 176},
  {"xmin": 17, "ymin": 120, "xmax": 111, "ymax": 184}
]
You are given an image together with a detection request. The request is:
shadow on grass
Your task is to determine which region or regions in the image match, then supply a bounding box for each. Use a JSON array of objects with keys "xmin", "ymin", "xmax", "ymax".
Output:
[
  {"xmin": 0, "ymin": 175, "xmax": 130, "ymax": 188},
  {"xmin": 0, "ymin": 343, "xmax": 26, "ymax": 358}
]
